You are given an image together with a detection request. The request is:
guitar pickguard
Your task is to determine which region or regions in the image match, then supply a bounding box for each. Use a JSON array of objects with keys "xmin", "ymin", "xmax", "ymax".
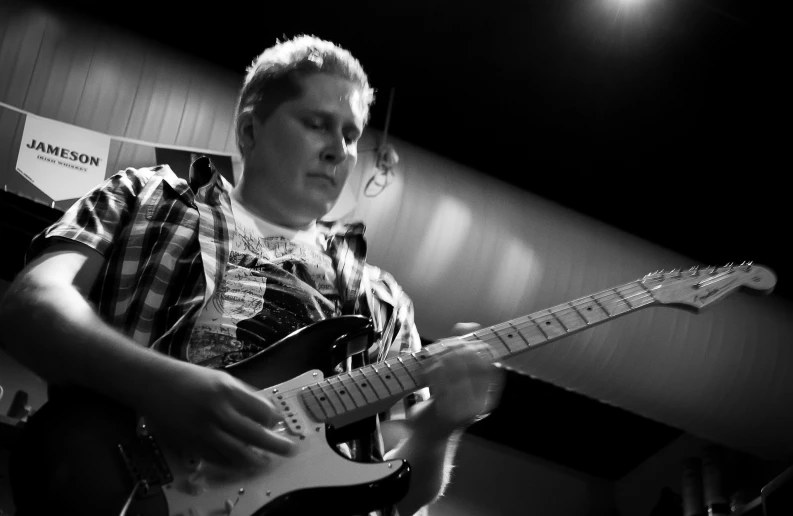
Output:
[{"xmin": 159, "ymin": 370, "xmax": 407, "ymax": 516}]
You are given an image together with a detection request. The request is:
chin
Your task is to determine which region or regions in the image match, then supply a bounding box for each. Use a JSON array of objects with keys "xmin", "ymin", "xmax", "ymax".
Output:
[{"xmin": 301, "ymin": 199, "xmax": 336, "ymax": 222}]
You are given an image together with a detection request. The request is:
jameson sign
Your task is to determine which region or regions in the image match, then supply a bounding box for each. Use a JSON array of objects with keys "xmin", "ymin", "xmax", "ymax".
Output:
[{"xmin": 16, "ymin": 116, "xmax": 110, "ymax": 201}]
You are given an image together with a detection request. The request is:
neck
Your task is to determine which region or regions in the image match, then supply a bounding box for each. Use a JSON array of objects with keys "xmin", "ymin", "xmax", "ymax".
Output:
[{"xmin": 231, "ymin": 182, "xmax": 317, "ymax": 231}]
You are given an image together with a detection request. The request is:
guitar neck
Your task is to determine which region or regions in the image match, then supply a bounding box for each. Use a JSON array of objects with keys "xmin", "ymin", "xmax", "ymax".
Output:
[{"xmin": 299, "ymin": 278, "xmax": 658, "ymax": 428}]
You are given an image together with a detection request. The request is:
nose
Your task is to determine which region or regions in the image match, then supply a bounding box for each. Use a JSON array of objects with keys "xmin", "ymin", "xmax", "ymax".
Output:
[{"xmin": 320, "ymin": 134, "xmax": 348, "ymax": 166}]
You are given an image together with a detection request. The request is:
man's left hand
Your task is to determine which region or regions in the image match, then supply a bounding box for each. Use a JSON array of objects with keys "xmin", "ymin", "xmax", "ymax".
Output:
[{"xmin": 412, "ymin": 323, "xmax": 505, "ymax": 440}]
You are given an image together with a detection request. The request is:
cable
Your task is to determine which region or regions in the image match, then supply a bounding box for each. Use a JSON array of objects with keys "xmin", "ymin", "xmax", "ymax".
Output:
[{"xmin": 118, "ymin": 479, "xmax": 143, "ymax": 516}]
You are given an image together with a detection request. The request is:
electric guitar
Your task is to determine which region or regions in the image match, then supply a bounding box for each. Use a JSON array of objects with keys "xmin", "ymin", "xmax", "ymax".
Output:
[{"xmin": 9, "ymin": 263, "xmax": 776, "ymax": 516}]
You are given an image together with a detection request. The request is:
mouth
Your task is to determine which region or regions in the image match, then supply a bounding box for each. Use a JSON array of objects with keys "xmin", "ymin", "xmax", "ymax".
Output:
[{"xmin": 306, "ymin": 174, "xmax": 337, "ymax": 187}]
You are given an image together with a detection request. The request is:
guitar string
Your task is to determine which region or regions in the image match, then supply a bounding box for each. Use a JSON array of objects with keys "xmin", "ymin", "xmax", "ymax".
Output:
[
  {"xmin": 279, "ymin": 284, "xmax": 660, "ymax": 404},
  {"xmin": 272, "ymin": 282, "xmax": 663, "ymax": 417},
  {"xmin": 269, "ymin": 268, "xmax": 744, "ymax": 419},
  {"xmin": 279, "ymin": 288, "xmax": 658, "ymax": 414},
  {"xmin": 306, "ymin": 267, "xmax": 743, "ymax": 403}
]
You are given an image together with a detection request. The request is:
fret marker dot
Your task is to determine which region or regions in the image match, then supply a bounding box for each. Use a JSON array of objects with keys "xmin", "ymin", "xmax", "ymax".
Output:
[
  {"xmin": 385, "ymin": 375, "xmax": 392, "ymax": 379},
  {"xmin": 319, "ymin": 396, "xmax": 326, "ymax": 401},
  {"xmin": 508, "ymin": 334, "xmax": 513, "ymax": 338},
  {"xmin": 339, "ymin": 390, "xmax": 346, "ymax": 395},
  {"xmin": 587, "ymin": 307, "xmax": 593, "ymax": 311},
  {"xmin": 361, "ymin": 383, "xmax": 368, "ymax": 387},
  {"xmin": 545, "ymin": 321, "xmax": 551, "ymax": 325}
]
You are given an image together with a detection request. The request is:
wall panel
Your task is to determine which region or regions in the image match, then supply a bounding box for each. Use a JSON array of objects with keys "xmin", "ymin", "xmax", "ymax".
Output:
[
  {"xmin": 352, "ymin": 132, "xmax": 793, "ymax": 460},
  {"xmin": 0, "ymin": 2, "xmax": 241, "ymax": 173}
]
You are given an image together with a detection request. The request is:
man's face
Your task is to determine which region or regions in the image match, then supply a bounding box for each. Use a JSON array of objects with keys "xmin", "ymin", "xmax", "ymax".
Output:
[{"xmin": 242, "ymin": 73, "xmax": 365, "ymax": 228}]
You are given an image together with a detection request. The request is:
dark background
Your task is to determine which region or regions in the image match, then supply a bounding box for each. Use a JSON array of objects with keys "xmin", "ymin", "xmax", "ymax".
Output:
[
  {"xmin": 9, "ymin": 0, "xmax": 788, "ymax": 480},
  {"xmin": 52, "ymin": 0, "xmax": 788, "ymax": 301}
]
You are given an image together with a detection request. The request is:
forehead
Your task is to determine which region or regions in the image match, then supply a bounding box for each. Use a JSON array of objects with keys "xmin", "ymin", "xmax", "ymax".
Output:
[{"xmin": 290, "ymin": 73, "xmax": 365, "ymax": 127}]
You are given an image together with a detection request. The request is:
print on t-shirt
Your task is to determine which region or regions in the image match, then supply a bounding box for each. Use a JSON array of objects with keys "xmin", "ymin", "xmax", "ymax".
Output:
[{"xmin": 188, "ymin": 223, "xmax": 341, "ymax": 368}]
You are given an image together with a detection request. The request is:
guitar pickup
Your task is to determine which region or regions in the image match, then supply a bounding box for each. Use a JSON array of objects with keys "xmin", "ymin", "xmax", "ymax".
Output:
[{"xmin": 118, "ymin": 434, "xmax": 174, "ymax": 498}]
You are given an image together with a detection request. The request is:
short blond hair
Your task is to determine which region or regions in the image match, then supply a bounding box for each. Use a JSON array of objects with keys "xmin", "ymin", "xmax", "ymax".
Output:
[{"xmin": 235, "ymin": 35, "xmax": 375, "ymax": 154}]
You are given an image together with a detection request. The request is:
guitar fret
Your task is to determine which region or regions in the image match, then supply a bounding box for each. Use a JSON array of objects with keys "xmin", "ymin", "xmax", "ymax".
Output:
[
  {"xmin": 384, "ymin": 362, "xmax": 403, "ymax": 389},
  {"xmin": 489, "ymin": 327, "xmax": 514, "ymax": 354},
  {"xmin": 305, "ymin": 383, "xmax": 334, "ymax": 419},
  {"xmin": 623, "ymin": 283, "xmax": 646, "ymax": 302},
  {"xmin": 508, "ymin": 321, "xmax": 533, "ymax": 352},
  {"xmin": 616, "ymin": 285, "xmax": 636, "ymax": 308},
  {"xmin": 528, "ymin": 315, "xmax": 550, "ymax": 339},
  {"xmin": 591, "ymin": 295, "xmax": 612, "ymax": 316},
  {"xmin": 568, "ymin": 302, "xmax": 590, "ymax": 325},
  {"xmin": 348, "ymin": 371, "xmax": 377, "ymax": 404},
  {"xmin": 318, "ymin": 379, "xmax": 347, "ymax": 414},
  {"xmin": 360, "ymin": 367, "xmax": 390, "ymax": 400},
  {"xmin": 559, "ymin": 304, "xmax": 586, "ymax": 329},
  {"xmin": 476, "ymin": 328, "xmax": 512, "ymax": 357},
  {"xmin": 515, "ymin": 316, "xmax": 549, "ymax": 344},
  {"xmin": 610, "ymin": 289, "xmax": 633, "ymax": 315},
  {"xmin": 577, "ymin": 296, "xmax": 610, "ymax": 324},
  {"xmin": 550, "ymin": 310, "xmax": 570, "ymax": 332},
  {"xmin": 620, "ymin": 284, "xmax": 648, "ymax": 308},
  {"xmin": 635, "ymin": 280, "xmax": 657, "ymax": 302},
  {"xmin": 384, "ymin": 361, "xmax": 412, "ymax": 393},
  {"xmin": 540, "ymin": 312, "xmax": 566, "ymax": 337},
  {"xmin": 407, "ymin": 352, "xmax": 433, "ymax": 382},
  {"xmin": 396, "ymin": 356, "xmax": 419, "ymax": 388},
  {"xmin": 373, "ymin": 364, "xmax": 400, "ymax": 396},
  {"xmin": 333, "ymin": 375, "xmax": 361, "ymax": 410}
]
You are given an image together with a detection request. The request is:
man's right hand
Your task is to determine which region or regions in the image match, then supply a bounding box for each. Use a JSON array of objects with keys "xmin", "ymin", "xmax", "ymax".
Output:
[
  {"xmin": 137, "ymin": 364, "xmax": 298, "ymax": 469},
  {"xmin": 0, "ymin": 242, "xmax": 296, "ymax": 471}
]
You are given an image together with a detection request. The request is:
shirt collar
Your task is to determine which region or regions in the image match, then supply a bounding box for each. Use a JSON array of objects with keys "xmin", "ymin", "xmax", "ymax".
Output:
[
  {"xmin": 190, "ymin": 155, "xmax": 232, "ymax": 205},
  {"xmin": 318, "ymin": 219, "xmax": 366, "ymax": 239}
]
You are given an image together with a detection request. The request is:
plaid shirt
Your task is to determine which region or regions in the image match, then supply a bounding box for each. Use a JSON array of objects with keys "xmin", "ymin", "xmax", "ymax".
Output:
[
  {"xmin": 28, "ymin": 157, "xmax": 428, "ymax": 516},
  {"xmin": 28, "ymin": 157, "xmax": 423, "ymax": 366}
]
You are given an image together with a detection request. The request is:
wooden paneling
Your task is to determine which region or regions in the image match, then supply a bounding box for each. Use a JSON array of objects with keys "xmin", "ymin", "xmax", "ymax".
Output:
[
  {"xmin": 352, "ymin": 129, "xmax": 793, "ymax": 461},
  {"xmin": 0, "ymin": 1, "xmax": 240, "ymax": 193}
]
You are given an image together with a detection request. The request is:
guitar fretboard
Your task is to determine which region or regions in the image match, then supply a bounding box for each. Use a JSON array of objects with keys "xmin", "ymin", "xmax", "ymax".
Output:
[{"xmin": 297, "ymin": 278, "xmax": 660, "ymax": 426}]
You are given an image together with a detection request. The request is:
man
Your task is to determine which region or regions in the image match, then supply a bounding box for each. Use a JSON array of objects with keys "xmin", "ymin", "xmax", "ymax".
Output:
[{"xmin": 0, "ymin": 35, "xmax": 503, "ymax": 516}]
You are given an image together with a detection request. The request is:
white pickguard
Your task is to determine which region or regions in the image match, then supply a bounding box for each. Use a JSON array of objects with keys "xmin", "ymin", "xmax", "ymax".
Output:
[{"xmin": 160, "ymin": 370, "xmax": 404, "ymax": 516}]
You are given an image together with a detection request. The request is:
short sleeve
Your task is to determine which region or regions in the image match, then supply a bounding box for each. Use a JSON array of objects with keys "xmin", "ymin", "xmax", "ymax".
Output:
[{"xmin": 26, "ymin": 168, "xmax": 152, "ymax": 263}]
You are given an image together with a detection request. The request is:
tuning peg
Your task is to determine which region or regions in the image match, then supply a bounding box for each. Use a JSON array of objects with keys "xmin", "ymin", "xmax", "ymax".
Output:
[
  {"xmin": 744, "ymin": 261, "xmax": 753, "ymax": 270},
  {"xmin": 724, "ymin": 262, "xmax": 734, "ymax": 269},
  {"xmin": 689, "ymin": 266, "xmax": 700, "ymax": 276}
]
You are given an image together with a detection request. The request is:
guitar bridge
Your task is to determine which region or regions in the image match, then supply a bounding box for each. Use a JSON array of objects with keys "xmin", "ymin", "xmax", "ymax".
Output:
[{"xmin": 118, "ymin": 434, "xmax": 174, "ymax": 498}]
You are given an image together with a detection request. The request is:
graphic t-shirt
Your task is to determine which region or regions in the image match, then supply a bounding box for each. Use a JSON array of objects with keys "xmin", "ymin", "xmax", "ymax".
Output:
[{"xmin": 187, "ymin": 197, "xmax": 341, "ymax": 367}]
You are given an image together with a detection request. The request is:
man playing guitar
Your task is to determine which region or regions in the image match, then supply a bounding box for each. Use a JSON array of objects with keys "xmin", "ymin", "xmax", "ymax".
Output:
[{"xmin": 0, "ymin": 35, "xmax": 503, "ymax": 516}]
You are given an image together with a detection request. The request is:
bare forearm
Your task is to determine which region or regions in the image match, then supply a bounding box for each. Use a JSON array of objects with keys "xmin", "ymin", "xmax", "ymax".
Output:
[
  {"xmin": 383, "ymin": 417, "xmax": 463, "ymax": 516},
  {"xmin": 0, "ymin": 280, "xmax": 190, "ymax": 410}
]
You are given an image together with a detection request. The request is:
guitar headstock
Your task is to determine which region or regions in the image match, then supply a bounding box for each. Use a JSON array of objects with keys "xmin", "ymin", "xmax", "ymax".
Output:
[{"xmin": 641, "ymin": 262, "xmax": 776, "ymax": 312}]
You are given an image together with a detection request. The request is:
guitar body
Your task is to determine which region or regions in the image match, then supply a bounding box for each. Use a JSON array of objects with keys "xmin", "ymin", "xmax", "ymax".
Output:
[{"xmin": 10, "ymin": 316, "xmax": 410, "ymax": 516}]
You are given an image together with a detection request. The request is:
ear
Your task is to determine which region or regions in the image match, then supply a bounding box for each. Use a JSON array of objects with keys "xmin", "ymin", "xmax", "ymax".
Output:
[{"xmin": 237, "ymin": 111, "xmax": 257, "ymax": 154}]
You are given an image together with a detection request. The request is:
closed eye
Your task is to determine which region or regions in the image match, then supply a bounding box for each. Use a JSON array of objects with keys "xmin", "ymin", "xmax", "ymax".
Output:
[{"xmin": 305, "ymin": 119, "xmax": 324, "ymax": 130}]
